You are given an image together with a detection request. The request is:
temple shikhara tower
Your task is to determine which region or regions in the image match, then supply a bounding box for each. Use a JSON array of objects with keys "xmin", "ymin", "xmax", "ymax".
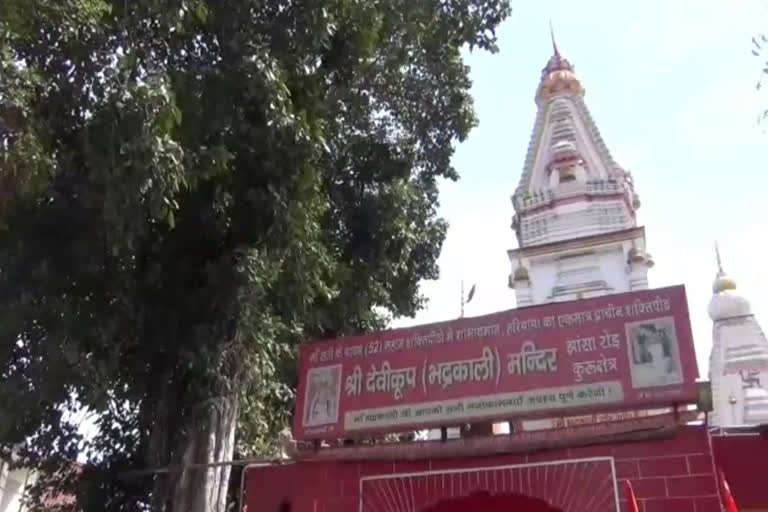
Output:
[
  {"xmin": 708, "ymin": 248, "xmax": 768, "ymax": 426},
  {"xmin": 508, "ymin": 39, "xmax": 651, "ymax": 307},
  {"xmin": 506, "ymin": 37, "xmax": 768, "ymax": 432}
]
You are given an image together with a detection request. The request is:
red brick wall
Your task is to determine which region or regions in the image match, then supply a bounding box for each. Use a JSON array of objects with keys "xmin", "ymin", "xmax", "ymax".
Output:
[
  {"xmin": 243, "ymin": 426, "xmax": 721, "ymax": 512},
  {"xmin": 712, "ymin": 433, "xmax": 768, "ymax": 509}
]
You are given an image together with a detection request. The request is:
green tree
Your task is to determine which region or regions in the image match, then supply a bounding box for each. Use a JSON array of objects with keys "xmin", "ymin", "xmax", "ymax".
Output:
[{"xmin": 0, "ymin": 0, "xmax": 510, "ymax": 510}]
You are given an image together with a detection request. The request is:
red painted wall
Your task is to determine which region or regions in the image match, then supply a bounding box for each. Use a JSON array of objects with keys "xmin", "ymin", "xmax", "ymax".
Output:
[
  {"xmin": 243, "ymin": 426, "xmax": 721, "ymax": 512},
  {"xmin": 712, "ymin": 433, "xmax": 768, "ymax": 509}
]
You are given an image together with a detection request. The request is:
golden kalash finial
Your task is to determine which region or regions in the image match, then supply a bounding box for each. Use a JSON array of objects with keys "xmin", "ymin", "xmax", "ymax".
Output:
[{"xmin": 713, "ymin": 242, "xmax": 737, "ymax": 293}]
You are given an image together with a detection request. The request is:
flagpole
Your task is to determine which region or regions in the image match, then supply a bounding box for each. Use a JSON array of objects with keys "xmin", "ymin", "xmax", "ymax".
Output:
[{"xmin": 460, "ymin": 280, "xmax": 465, "ymax": 318}]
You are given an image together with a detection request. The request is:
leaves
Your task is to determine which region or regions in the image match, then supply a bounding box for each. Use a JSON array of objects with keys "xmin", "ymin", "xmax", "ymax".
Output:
[{"xmin": 0, "ymin": 0, "xmax": 510, "ymax": 509}]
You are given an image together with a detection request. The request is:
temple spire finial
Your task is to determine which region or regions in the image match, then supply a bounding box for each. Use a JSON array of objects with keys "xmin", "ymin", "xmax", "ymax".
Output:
[
  {"xmin": 716, "ymin": 241, "xmax": 724, "ymax": 274},
  {"xmin": 549, "ymin": 19, "xmax": 560, "ymax": 57},
  {"xmin": 712, "ymin": 242, "xmax": 737, "ymax": 293}
]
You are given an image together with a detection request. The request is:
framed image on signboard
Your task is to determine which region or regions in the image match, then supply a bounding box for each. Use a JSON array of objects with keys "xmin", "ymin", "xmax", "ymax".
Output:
[
  {"xmin": 625, "ymin": 316, "xmax": 683, "ymax": 389},
  {"xmin": 302, "ymin": 364, "xmax": 342, "ymax": 427}
]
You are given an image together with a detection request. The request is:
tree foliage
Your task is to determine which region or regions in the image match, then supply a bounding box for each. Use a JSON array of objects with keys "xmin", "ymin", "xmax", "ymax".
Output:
[{"xmin": 0, "ymin": 0, "xmax": 510, "ymax": 510}]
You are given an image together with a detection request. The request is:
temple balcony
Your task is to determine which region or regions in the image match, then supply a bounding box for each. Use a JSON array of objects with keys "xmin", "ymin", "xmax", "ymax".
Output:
[{"xmin": 513, "ymin": 179, "xmax": 626, "ymax": 214}]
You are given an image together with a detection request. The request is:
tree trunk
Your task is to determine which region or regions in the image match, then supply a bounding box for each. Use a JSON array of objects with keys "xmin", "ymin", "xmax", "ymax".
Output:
[
  {"xmin": 166, "ymin": 395, "xmax": 239, "ymax": 512},
  {"xmin": 148, "ymin": 365, "xmax": 174, "ymax": 512}
]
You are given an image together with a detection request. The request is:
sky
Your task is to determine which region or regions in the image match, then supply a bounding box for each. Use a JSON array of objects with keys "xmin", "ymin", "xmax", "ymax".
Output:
[{"xmin": 391, "ymin": 0, "xmax": 768, "ymax": 379}]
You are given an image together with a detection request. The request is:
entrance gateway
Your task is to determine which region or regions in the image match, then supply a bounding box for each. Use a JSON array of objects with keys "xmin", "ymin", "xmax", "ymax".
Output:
[
  {"xmin": 241, "ymin": 422, "xmax": 721, "ymax": 511},
  {"xmin": 242, "ymin": 42, "xmax": 730, "ymax": 512},
  {"xmin": 242, "ymin": 286, "xmax": 722, "ymax": 512},
  {"xmin": 361, "ymin": 458, "xmax": 618, "ymax": 512}
]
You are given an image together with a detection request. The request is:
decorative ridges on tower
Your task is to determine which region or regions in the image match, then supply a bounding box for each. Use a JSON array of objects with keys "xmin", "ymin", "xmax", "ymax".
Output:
[
  {"xmin": 743, "ymin": 387, "xmax": 768, "ymax": 424},
  {"xmin": 516, "ymin": 75, "xmax": 629, "ymax": 198},
  {"xmin": 508, "ymin": 38, "xmax": 650, "ymax": 307},
  {"xmin": 511, "ymin": 41, "xmax": 640, "ymax": 249},
  {"xmin": 516, "ymin": 109, "xmax": 547, "ymax": 197},
  {"xmin": 573, "ymin": 98, "xmax": 626, "ymax": 178}
]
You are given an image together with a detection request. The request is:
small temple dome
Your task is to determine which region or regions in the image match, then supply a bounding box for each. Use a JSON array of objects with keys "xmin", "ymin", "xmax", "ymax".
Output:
[
  {"xmin": 709, "ymin": 245, "xmax": 751, "ymax": 321},
  {"xmin": 713, "ymin": 273, "xmax": 737, "ymax": 293},
  {"xmin": 513, "ymin": 266, "xmax": 530, "ymax": 282},
  {"xmin": 627, "ymin": 247, "xmax": 653, "ymax": 267},
  {"xmin": 709, "ymin": 273, "xmax": 752, "ymax": 321},
  {"xmin": 627, "ymin": 247, "xmax": 644, "ymax": 263}
]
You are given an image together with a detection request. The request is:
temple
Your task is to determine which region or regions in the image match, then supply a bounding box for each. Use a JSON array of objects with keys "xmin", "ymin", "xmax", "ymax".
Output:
[
  {"xmin": 242, "ymin": 37, "xmax": 768, "ymax": 512},
  {"xmin": 708, "ymin": 246, "xmax": 768, "ymax": 426}
]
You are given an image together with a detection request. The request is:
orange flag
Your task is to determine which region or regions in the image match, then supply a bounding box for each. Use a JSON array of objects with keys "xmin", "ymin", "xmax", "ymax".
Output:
[
  {"xmin": 719, "ymin": 469, "xmax": 739, "ymax": 512},
  {"xmin": 624, "ymin": 480, "xmax": 640, "ymax": 512}
]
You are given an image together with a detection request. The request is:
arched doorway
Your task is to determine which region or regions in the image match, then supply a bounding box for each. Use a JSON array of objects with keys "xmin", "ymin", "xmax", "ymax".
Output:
[{"xmin": 421, "ymin": 490, "xmax": 564, "ymax": 512}]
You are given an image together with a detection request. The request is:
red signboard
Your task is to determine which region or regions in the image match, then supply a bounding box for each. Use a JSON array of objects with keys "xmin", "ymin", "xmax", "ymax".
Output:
[{"xmin": 293, "ymin": 286, "xmax": 699, "ymax": 441}]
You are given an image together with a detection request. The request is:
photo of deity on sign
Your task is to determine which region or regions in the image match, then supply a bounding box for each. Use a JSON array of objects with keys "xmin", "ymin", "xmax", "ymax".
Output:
[
  {"xmin": 302, "ymin": 364, "xmax": 342, "ymax": 427},
  {"xmin": 625, "ymin": 317, "xmax": 683, "ymax": 389}
]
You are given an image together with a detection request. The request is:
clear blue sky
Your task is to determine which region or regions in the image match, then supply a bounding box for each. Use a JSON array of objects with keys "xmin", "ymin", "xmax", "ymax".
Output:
[{"xmin": 392, "ymin": 0, "xmax": 768, "ymax": 379}]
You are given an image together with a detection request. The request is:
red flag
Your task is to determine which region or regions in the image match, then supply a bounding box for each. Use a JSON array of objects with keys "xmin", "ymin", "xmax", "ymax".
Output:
[
  {"xmin": 624, "ymin": 480, "xmax": 639, "ymax": 512},
  {"xmin": 719, "ymin": 469, "xmax": 739, "ymax": 512}
]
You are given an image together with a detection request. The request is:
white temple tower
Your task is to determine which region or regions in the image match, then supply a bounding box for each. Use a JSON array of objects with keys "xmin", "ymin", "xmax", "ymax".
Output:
[
  {"xmin": 708, "ymin": 248, "xmax": 768, "ymax": 426},
  {"xmin": 470, "ymin": 39, "xmax": 652, "ymax": 439},
  {"xmin": 434, "ymin": 37, "xmax": 657, "ymax": 442},
  {"xmin": 508, "ymin": 40, "xmax": 652, "ymax": 306}
]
